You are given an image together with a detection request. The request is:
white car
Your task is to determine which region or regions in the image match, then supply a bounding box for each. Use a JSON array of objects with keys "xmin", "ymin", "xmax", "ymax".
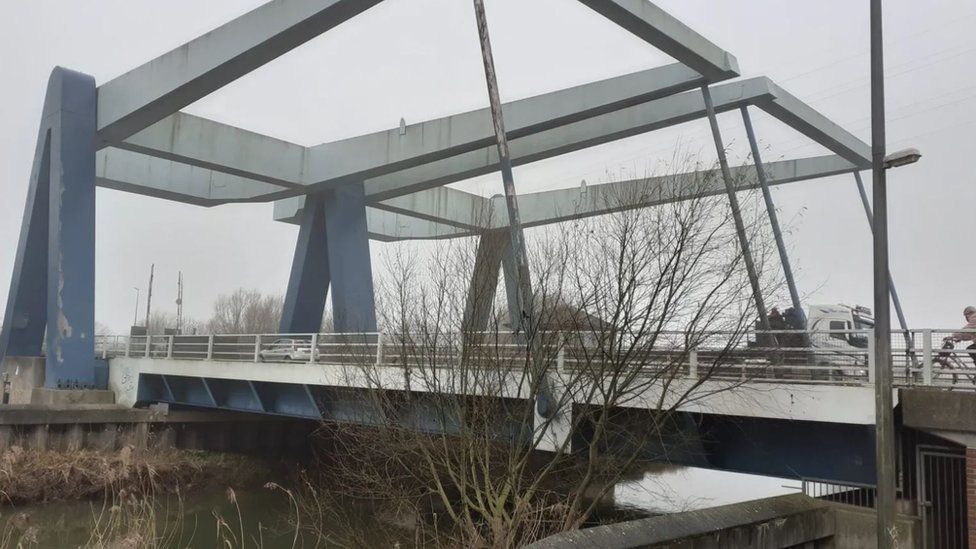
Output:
[{"xmin": 259, "ymin": 338, "xmax": 317, "ymax": 362}]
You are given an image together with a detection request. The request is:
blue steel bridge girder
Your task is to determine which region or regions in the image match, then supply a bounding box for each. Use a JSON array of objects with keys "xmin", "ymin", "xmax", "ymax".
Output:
[{"xmin": 0, "ymin": 67, "xmax": 97, "ymax": 388}]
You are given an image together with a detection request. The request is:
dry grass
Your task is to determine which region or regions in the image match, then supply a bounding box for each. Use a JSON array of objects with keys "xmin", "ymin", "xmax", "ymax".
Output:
[
  {"xmin": 0, "ymin": 446, "xmax": 263, "ymax": 505},
  {"xmin": 0, "ymin": 447, "xmax": 280, "ymax": 548}
]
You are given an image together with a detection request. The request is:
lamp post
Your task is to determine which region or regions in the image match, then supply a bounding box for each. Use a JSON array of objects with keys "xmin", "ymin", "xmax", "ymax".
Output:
[
  {"xmin": 872, "ymin": 0, "xmax": 921, "ymax": 542},
  {"xmin": 132, "ymin": 287, "xmax": 140, "ymax": 327}
]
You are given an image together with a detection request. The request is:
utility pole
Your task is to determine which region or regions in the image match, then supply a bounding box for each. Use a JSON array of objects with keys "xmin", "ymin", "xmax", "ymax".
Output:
[
  {"xmin": 175, "ymin": 271, "xmax": 184, "ymax": 334},
  {"xmin": 144, "ymin": 264, "xmax": 155, "ymax": 333},
  {"xmin": 132, "ymin": 287, "xmax": 140, "ymax": 327},
  {"xmin": 870, "ymin": 0, "xmax": 897, "ymax": 545}
]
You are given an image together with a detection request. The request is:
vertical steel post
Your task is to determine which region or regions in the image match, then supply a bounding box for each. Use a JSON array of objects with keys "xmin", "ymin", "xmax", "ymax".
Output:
[
  {"xmin": 375, "ymin": 332, "xmax": 384, "ymax": 367},
  {"xmin": 701, "ymin": 86, "xmax": 774, "ymax": 336},
  {"xmin": 870, "ymin": 0, "xmax": 897, "ymax": 544},
  {"xmin": 921, "ymin": 329, "xmax": 932, "ymax": 386},
  {"xmin": 868, "ymin": 330, "xmax": 876, "ymax": 385},
  {"xmin": 470, "ymin": 0, "xmax": 534, "ymax": 335},
  {"xmin": 556, "ymin": 332, "xmax": 565, "ymax": 375},
  {"xmin": 740, "ymin": 107, "xmax": 806, "ymax": 328},
  {"xmin": 309, "ymin": 333, "xmax": 318, "ymax": 364}
]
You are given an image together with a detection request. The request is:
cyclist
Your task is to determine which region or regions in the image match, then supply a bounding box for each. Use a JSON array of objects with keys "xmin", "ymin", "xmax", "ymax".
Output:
[{"xmin": 948, "ymin": 306, "xmax": 976, "ymax": 365}]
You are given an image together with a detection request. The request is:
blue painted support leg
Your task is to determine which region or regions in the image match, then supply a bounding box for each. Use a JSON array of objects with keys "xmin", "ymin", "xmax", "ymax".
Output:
[
  {"xmin": 0, "ymin": 68, "xmax": 97, "ymax": 388},
  {"xmin": 280, "ymin": 193, "xmax": 330, "ymax": 333},
  {"xmin": 462, "ymin": 229, "xmax": 508, "ymax": 332},
  {"xmin": 0, "ymin": 130, "xmax": 51, "ymax": 359},
  {"xmin": 323, "ymin": 183, "xmax": 377, "ymax": 333}
]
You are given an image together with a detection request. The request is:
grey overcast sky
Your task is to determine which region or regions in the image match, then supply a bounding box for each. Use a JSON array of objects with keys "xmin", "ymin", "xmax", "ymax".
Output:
[{"xmin": 0, "ymin": 0, "xmax": 973, "ymax": 333}]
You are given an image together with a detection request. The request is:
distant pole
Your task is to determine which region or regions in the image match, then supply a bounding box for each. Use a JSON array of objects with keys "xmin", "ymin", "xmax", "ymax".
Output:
[
  {"xmin": 870, "ymin": 0, "xmax": 897, "ymax": 544},
  {"xmin": 741, "ymin": 106, "xmax": 805, "ymax": 328},
  {"xmin": 176, "ymin": 271, "xmax": 184, "ymax": 334},
  {"xmin": 132, "ymin": 287, "xmax": 140, "ymax": 327},
  {"xmin": 470, "ymin": 0, "xmax": 534, "ymax": 335},
  {"xmin": 701, "ymin": 85, "xmax": 774, "ymax": 337},
  {"xmin": 145, "ymin": 264, "xmax": 155, "ymax": 332}
]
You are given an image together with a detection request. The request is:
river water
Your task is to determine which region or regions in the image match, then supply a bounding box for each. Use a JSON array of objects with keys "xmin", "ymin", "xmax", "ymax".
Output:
[{"xmin": 7, "ymin": 467, "xmax": 796, "ymax": 547}]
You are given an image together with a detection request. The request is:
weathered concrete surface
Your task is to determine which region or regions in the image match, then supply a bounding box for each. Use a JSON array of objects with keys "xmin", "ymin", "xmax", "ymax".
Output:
[
  {"xmin": 901, "ymin": 388, "xmax": 976, "ymax": 433},
  {"xmin": 0, "ymin": 405, "xmax": 287, "ymax": 426},
  {"xmin": 827, "ymin": 504, "xmax": 919, "ymax": 549},
  {"xmin": 30, "ymin": 387, "xmax": 115, "ymax": 406},
  {"xmin": 2, "ymin": 356, "xmax": 44, "ymax": 404},
  {"xmin": 0, "ymin": 404, "xmax": 314, "ymax": 453},
  {"xmin": 900, "ymin": 388, "xmax": 976, "ymax": 446},
  {"xmin": 526, "ymin": 494, "xmax": 835, "ymax": 548}
]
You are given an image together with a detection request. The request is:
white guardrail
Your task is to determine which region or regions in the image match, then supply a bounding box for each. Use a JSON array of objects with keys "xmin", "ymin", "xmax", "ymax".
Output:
[{"xmin": 92, "ymin": 329, "xmax": 976, "ymax": 389}]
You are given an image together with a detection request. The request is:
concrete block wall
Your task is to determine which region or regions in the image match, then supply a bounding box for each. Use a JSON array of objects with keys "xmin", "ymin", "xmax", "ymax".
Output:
[{"xmin": 2, "ymin": 357, "xmax": 44, "ymax": 404}]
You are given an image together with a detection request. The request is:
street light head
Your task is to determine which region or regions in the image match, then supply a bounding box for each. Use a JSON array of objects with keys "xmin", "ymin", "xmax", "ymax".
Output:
[{"xmin": 883, "ymin": 147, "xmax": 921, "ymax": 169}]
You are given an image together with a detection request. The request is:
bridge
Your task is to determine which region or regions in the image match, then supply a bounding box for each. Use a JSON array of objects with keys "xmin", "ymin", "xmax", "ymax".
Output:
[
  {"xmin": 89, "ymin": 326, "xmax": 974, "ymax": 487},
  {"xmin": 0, "ymin": 0, "xmax": 971, "ymax": 545}
]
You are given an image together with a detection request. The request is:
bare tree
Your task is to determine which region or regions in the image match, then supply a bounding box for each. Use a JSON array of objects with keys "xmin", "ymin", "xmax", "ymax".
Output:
[
  {"xmin": 143, "ymin": 310, "xmax": 203, "ymax": 335},
  {"xmin": 206, "ymin": 289, "xmax": 283, "ymax": 334},
  {"xmin": 294, "ymin": 158, "xmax": 784, "ymax": 547}
]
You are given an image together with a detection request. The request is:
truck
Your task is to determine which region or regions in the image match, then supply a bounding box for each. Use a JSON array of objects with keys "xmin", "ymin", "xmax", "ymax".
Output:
[{"xmin": 753, "ymin": 303, "xmax": 874, "ymax": 379}]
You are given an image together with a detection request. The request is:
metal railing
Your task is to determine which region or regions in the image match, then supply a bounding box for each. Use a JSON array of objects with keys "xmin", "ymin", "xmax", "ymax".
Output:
[
  {"xmin": 93, "ymin": 328, "xmax": 976, "ymax": 389},
  {"xmin": 802, "ymin": 477, "xmax": 878, "ymax": 509}
]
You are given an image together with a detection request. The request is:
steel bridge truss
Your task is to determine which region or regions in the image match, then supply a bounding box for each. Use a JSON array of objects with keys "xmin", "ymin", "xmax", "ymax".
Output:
[{"xmin": 0, "ymin": 0, "xmax": 875, "ymax": 388}]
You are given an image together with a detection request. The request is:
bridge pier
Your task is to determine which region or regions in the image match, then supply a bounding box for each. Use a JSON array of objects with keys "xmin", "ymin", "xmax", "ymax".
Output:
[
  {"xmin": 0, "ymin": 67, "xmax": 98, "ymax": 388},
  {"xmin": 280, "ymin": 192, "xmax": 331, "ymax": 334},
  {"xmin": 280, "ymin": 183, "xmax": 377, "ymax": 333},
  {"xmin": 461, "ymin": 227, "xmax": 522, "ymax": 332}
]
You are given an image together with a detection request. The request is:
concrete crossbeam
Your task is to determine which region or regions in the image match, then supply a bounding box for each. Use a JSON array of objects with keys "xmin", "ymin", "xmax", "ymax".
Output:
[
  {"xmin": 373, "ymin": 187, "xmax": 491, "ymax": 230},
  {"xmin": 274, "ymin": 154, "xmax": 859, "ymax": 241},
  {"xmin": 109, "ymin": 63, "xmax": 705, "ymax": 190},
  {"xmin": 118, "ymin": 113, "xmax": 306, "ymax": 188},
  {"xmin": 99, "ymin": 72, "xmax": 868, "ymax": 226},
  {"xmin": 96, "ymin": 148, "xmax": 290, "ymax": 206},
  {"xmin": 577, "ymin": 0, "xmax": 740, "ymax": 81},
  {"xmin": 505, "ymin": 154, "xmax": 859, "ymax": 229},
  {"xmin": 96, "ymin": 0, "xmax": 385, "ymax": 143},
  {"xmin": 761, "ymin": 80, "xmax": 873, "ymax": 169},
  {"xmin": 302, "ymin": 63, "xmax": 705, "ymax": 188},
  {"xmin": 360, "ymin": 77, "xmax": 870, "ymax": 203}
]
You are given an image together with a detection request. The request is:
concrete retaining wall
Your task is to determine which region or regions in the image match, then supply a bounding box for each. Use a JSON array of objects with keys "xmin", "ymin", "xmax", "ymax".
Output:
[
  {"xmin": 0, "ymin": 406, "xmax": 316, "ymax": 454},
  {"xmin": 2, "ymin": 357, "xmax": 45, "ymax": 404},
  {"xmin": 527, "ymin": 494, "xmax": 835, "ymax": 548},
  {"xmin": 527, "ymin": 496, "xmax": 922, "ymax": 549},
  {"xmin": 827, "ymin": 505, "xmax": 919, "ymax": 549}
]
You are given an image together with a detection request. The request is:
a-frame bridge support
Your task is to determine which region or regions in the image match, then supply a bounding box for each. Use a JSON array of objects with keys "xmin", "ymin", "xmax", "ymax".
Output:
[{"xmin": 0, "ymin": 68, "xmax": 98, "ymax": 388}]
